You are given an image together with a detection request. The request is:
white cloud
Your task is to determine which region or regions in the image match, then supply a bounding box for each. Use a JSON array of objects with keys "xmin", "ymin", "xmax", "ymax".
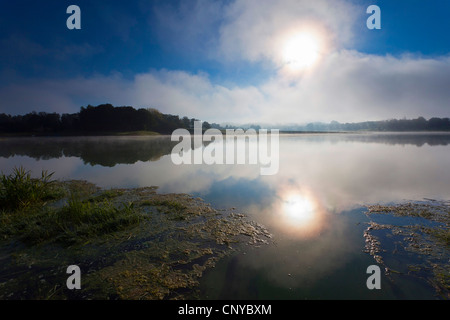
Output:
[
  {"xmin": 217, "ymin": 0, "xmax": 359, "ymax": 64},
  {"xmin": 0, "ymin": 0, "xmax": 450, "ymax": 123},
  {"xmin": 1, "ymin": 51, "xmax": 450, "ymax": 123},
  {"xmin": 1, "ymin": 1, "xmax": 449, "ymax": 123},
  {"xmin": 253, "ymin": 51, "xmax": 450, "ymax": 123}
]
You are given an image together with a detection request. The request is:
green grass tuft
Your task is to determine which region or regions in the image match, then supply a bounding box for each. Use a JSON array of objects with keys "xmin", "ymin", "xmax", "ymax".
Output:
[
  {"xmin": 0, "ymin": 166, "xmax": 61, "ymax": 211},
  {"xmin": 0, "ymin": 168, "xmax": 144, "ymax": 246},
  {"xmin": 1, "ymin": 195, "xmax": 143, "ymax": 246}
]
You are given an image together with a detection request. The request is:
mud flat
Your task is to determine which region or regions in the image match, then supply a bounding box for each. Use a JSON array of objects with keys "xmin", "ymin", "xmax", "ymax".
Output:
[
  {"xmin": 364, "ymin": 200, "xmax": 449, "ymax": 299},
  {"xmin": 0, "ymin": 181, "xmax": 272, "ymax": 300}
]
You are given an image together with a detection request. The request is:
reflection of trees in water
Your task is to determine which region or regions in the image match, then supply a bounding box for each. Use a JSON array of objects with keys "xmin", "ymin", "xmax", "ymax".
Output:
[
  {"xmin": 1, "ymin": 133, "xmax": 449, "ymax": 167},
  {"xmin": 344, "ymin": 133, "xmax": 450, "ymax": 147},
  {"xmin": 287, "ymin": 133, "xmax": 450, "ymax": 147},
  {"xmin": 0, "ymin": 136, "xmax": 184, "ymax": 167}
]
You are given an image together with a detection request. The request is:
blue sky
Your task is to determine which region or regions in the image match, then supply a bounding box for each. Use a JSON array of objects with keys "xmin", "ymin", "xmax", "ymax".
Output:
[{"xmin": 0, "ymin": 0, "xmax": 449, "ymax": 124}]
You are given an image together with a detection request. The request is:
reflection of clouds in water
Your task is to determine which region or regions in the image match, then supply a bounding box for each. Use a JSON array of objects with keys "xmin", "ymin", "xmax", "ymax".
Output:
[
  {"xmin": 0, "ymin": 156, "xmax": 82, "ymax": 180},
  {"xmin": 200, "ymin": 137, "xmax": 450, "ymax": 289},
  {"xmin": 272, "ymin": 185, "xmax": 327, "ymax": 239},
  {"xmin": 218, "ymin": 181, "xmax": 357, "ymax": 290},
  {"xmin": 2, "ymin": 135, "xmax": 450, "ymax": 291},
  {"xmin": 234, "ymin": 193, "xmax": 357, "ymax": 289},
  {"xmin": 260, "ymin": 138, "xmax": 450, "ymax": 211},
  {"xmin": 2, "ymin": 136, "xmax": 450, "ymax": 209},
  {"xmin": 43, "ymin": 154, "xmax": 263, "ymax": 194}
]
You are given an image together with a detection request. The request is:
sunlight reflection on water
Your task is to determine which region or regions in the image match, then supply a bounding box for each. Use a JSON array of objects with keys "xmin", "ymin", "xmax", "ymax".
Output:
[
  {"xmin": 273, "ymin": 187, "xmax": 326, "ymax": 239},
  {"xmin": 1, "ymin": 133, "xmax": 450, "ymax": 299}
]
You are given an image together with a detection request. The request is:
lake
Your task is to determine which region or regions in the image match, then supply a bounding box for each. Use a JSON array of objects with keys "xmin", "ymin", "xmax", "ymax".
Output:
[{"xmin": 1, "ymin": 132, "xmax": 449, "ymax": 299}]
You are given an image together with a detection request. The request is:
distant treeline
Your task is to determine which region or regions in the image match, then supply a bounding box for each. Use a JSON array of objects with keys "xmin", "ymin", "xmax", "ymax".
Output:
[
  {"xmin": 1, "ymin": 104, "xmax": 449, "ymax": 134},
  {"xmin": 279, "ymin": 117, "xmax": 450, "ymax": 132},
  {"xmin": 0, "ymin": 104, "xmax": 214, "ymax": 135}
]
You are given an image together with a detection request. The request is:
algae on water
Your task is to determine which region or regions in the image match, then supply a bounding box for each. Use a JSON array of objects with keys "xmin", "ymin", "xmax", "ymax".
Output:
[
  {"xmin": 0, "ymin": 181, "xmax": 272, "ymax": 300},
  {"xmin": 364, "ymin": 200, "xmax": 450, "ymax": 299}
]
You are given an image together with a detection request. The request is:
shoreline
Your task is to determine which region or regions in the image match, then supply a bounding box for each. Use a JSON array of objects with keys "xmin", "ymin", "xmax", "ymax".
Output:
[
  {"xmin": 3, "ymin": 130, "xmax": 450, "ymax": 138},
  {"xmin": 0, "ymin": 175, "xmax": 272, "ymax": 300},
  {"xmin": 0, "ymin": 168, "xmax": 448, "ymax": 300}
]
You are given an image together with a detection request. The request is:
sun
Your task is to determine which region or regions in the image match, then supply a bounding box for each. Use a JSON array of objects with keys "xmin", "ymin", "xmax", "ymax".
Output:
[{"xmin": 281, "ymin": 31, "xmax": 322, "ymax": 71}]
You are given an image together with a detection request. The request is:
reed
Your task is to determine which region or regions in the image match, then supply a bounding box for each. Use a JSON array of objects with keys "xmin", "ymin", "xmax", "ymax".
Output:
[{"xmin": 0, "ymin": 166, "xmax": 60, "ymax": 211}]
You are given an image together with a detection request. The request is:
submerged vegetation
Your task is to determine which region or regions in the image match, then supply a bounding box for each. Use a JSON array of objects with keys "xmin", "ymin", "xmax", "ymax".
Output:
[
  {"xmin": 0, "ymin": 167, "xmax": 272, "ymax": 300},
  {"xmin": 2, "ymin": 167, "xmax": 448, "ymax": 299},
  {"xmin": 364, "ymin": 200, "xmax": 450, "ymax": 299}
]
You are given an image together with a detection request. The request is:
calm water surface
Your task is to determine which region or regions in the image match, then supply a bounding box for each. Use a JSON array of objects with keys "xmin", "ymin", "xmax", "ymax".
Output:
[{"xmin": 1, "ymin": 132, "xmax": 449, "ymax": 299}]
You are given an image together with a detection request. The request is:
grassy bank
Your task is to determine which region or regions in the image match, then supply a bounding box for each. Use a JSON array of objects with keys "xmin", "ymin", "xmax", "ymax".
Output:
[
  {"xmin": 0, "ymin": 167, "xmax": 144, "ymax": 246},
  {"xmin": 0, "ymin": 167, "xmax": 272, "ymax": 300}
]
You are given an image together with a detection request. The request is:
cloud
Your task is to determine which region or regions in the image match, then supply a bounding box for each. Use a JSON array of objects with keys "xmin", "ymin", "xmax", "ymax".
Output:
[
  {"xmin": 1, "ymin": 51, "xmax": 450, "ymax": 123},
  {"xmin": 0, "ymin": 0, "xmax": 450, "ymax": 123},
  {"xmin": 217, "ymin": 0, "xmax": 359, "ymax": 64},
  {"xmin": 146, "ymin": 0, "xmax": 360, "ymax": 65},
  {"xmin": 0, "ymin": 1, "xmax": 449, "ymax": 123},
  {"xmin": 256, "ymin": 51, "xmax": 450, "ymax": 123},
  {"xmin": 0, "ymin": 70, "xmax": 264, "ymax": 121}
]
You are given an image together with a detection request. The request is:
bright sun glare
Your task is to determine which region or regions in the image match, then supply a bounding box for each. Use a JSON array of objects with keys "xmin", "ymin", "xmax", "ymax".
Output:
[
  {"xmin": 275, "ymin": 188, "xmax": 326, "ymax": 238},
  {"xmin": 283, "ymin": 194, "xmax": 315, "ymax": 223},
  {"xmin": 282, "ymin": 32, "xmax": 321, "ymax": 71}
]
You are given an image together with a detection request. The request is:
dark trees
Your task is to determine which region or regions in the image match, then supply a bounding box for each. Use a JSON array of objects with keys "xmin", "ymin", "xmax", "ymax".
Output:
[{"xmin": 0, "ymin": 104, "xmax": 194, "ymax": 135}]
